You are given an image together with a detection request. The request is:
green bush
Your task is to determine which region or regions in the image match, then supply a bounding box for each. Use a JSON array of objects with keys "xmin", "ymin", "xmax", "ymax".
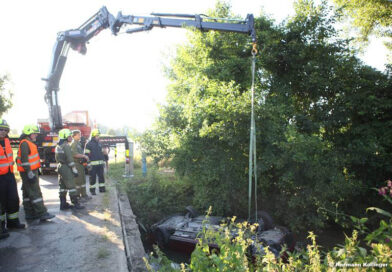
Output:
[{"xmin": 124, "ymin": 167, "xmax": 193, "ymax": 225}]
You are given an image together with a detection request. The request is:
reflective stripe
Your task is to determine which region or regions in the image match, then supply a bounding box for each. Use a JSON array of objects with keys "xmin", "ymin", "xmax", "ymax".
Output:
[
  {"xmin": 81, "ymin": 185, "xmax": 86, "ymax": 188},
  {"xmin": 19, "ymin": 161, "xmax": 39, "ymax": 167},
  {"xmin": 17, "ymin": 139, "xmax": 41, "ymax": 172},
  {"xmin": 23, "ymin": 198, "xmax": 30, "ymax": 202},
  {"xmin": 68, "ymin": 189, "xmax": 77, "ymax": 193},
  {"xmin": 90, "ymin": 160, "xmax": 104, "ymax": 165},
  {"xmin": 59, "ymin": 189, "xmax": 68, "ymax": 192},
  {"xmin": 0, "ymin": 214, "xmax": 5, "ymax": 221},
  {"xmin": 85, "ymin": 150, "xmax": 90, "ymax": 154},
  {"xmin": 7, "ymin": 212, "xmax": 19, "ymax": 219},
  {"xmin": 0, "ymin": 138, "xmax": 14, "ymax": 175},
  {"xmin": 28, "ymin": 154, "xmax": 39, "ymax": 159},
  {"xmin": 30, "ymin": 161, "xmax": 40, "ymax": 167},
  {"xmin": 75, "ymin": 186, "xmax": 80, "ymax": 189},
  {"xmin": 68, "ymin": 162, "xmax": 75, "ymax": 167},
  {"xmin": 32, "ymin": 198, "xmax": 43, "ymax": 203},
  {"xmin": 99, "ymin": 183, "xmax": 105, "ymax": 187}
]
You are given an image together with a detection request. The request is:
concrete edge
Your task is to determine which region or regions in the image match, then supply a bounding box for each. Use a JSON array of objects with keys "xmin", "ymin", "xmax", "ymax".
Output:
[{"xmin": 115, "ymin": 183, "xmax": 147, "ymax": 272}]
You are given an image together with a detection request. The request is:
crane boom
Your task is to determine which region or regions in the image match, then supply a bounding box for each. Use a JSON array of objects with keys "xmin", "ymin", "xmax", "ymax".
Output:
[{"xmin": 42, "ymin": 6, "xmax": 256, "ymax": 131}]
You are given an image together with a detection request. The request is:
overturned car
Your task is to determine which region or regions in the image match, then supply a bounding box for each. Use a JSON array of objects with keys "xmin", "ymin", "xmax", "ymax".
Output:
[{"xmin": 150, "ymin": 207, "xmax": 295, "ymax": 258}]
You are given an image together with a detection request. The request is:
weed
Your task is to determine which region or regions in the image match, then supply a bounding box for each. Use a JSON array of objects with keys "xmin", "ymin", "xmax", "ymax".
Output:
[{"xmin": 97, "ymin": 247, "xmax": 110, "ymax": 259}]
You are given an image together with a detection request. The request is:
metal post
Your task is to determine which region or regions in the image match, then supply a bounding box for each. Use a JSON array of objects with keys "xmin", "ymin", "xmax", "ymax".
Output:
[
  {"xmin": 142, "ymin": 153, "xmax": 147, "ymax": 177},
  {"xmin": 129, "ymin": 141, "xmax": 134, "ymax": 177},
  {"xmin": 122, "ymin": 139, "xmax": 134, "ymax": 178}
]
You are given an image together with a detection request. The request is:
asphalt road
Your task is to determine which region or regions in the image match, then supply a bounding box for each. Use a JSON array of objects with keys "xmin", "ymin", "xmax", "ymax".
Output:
[{"xmin": 0, "ymin": 174, "xmax": 128, "ymax": 272}]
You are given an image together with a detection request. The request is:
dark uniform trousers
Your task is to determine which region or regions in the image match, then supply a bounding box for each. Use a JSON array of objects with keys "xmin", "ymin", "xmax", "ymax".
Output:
[
  {"xmin": 20, "ymin": 171, "xmax": 48, "ymax": 219},
  {"xmin": 0, "ymin": 172, "xmax": 20, "ymax": 222},
  {"xmin": 89, "ymin": 164, "xmax": 105, "ymax": 193}
]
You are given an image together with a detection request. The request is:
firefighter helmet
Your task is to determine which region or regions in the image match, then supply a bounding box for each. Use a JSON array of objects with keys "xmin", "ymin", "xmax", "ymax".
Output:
[
  {"xmin": 0, "ymin": 119, "xmax": 10, "ymax": 132},
  {"xmin": 91, "ymin": 129, "xmax": 100, "ymax": 138},
  {"xmin": 59, "ymin": 129, "xmax": 72, "ymax": 139},
  {"xmin": 23, "ymin": 124, "xmax": 39, "ymax": 135},
  {"xmin": 72, "ymin": 129, "xmax": 81, "ymax": 136}
]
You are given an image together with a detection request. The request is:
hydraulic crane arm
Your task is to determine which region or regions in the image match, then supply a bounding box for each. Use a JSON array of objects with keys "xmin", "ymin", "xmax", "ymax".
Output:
[
  {"xmin": 43, "ymin": 6, "xmax": 256, "ymax": 131},
  {"xmin": 111, "ymin": 12, "xmax": 255, "ymax": 39},
  {"xmin": 43, "ymin": 7, "xmax": 114, "ymax": 130}
]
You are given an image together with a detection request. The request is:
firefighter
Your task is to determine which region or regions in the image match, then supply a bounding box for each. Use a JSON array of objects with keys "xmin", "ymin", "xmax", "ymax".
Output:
[
  {"xmin": 70, "ymin": 130, "xmax": 91, "ymax": 201},
  {"xmin": 17, "ymin": 124, "xmax": 55, "ymax": 221},
  {"xmin": 56, "ymin": 129, "xmax": 84, "ymax": 210},
  {"xmin": 85, "ymin": 129, "xmax": 105, "ymax": 195},
  {"xmin": 0, "ymin": 119, "xmax": 25, "ymax": 233}
]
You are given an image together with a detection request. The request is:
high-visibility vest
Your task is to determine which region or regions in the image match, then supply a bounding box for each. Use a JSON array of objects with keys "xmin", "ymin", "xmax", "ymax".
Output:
[
  {"xmin": 0, "ymin": 138, "xmax": 14, "ymax": 175},
  {"xmin": 16, "ymin": 139, "xmax": 41, "ymax": 172}
]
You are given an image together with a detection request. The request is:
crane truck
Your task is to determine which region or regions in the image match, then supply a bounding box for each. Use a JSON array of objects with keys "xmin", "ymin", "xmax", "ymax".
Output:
[{"xmin": 11, "ymin": 6, "xmax": 256, "ymax": 172}]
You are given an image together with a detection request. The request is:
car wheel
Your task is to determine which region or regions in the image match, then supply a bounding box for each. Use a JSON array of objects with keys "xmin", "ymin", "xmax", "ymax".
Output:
[
  {"xmin": 153, "ymin": 227, "xmax": 170, "ymax": 248},
  {"xmin": 276, "ymin": 226, "xmax": 295, "ymax": 250},
  {"xmin": 256, "ymin": 211, "xmax": 275, "ymax": 231},
  {"xmin": 185, "ymin": 206, "xmax": 198, "ymax": 218}
]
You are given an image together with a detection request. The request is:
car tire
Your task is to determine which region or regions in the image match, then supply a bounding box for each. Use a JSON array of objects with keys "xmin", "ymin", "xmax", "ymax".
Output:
[
  {"xmin": 253, "ymin": 211, "xmax": 275, "ymax": 231},
  {"xmin": 153, "ymin": 227, "xmax": 170, "ymax": 248},
  {"xmin": 276, "ymin": 226, "xmax": 295, "ymax": 250},
  {"xmin": 185, "ymin": 206, "xmax": 198, "ymax": 218}
]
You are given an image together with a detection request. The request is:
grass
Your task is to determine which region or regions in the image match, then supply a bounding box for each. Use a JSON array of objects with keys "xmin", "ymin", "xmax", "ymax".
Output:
[
  {"xmin": 96, "ymin": 247, "xmax": 110, "ymax": 259},
  {"xmin": 108, "ymin": 158, "xmax": 194, "ymax": 227}
]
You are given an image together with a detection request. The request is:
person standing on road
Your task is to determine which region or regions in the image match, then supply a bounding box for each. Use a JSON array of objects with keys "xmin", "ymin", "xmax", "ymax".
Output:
[
  {"xmin": 55, "ymin": 129, "xmax": 84, "ymax": 210},
  {"xmin": 70, "ymin": 130, "xmax": 91, "ymax": 202},
  {"xmin": 0, "ymin": 119, "xmax": 25, "ymax": 234},
  {"xmin": 84, "ymin": 129, "xmax": 106, "ymax": 195},
  {"xmin": 16, "ymin": 124, "xmax": 55, "ymax": 221}
]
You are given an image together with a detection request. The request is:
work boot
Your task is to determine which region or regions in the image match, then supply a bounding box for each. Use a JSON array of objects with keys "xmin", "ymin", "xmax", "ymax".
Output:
[
  {"xmin": 60, "ymin": 196, "xmax": 72, "ymax": 210},
  {"xmin": 0, "ymin": 231, "xmax": 9, "ymax": 239},
  {"xmin": 90, "ymin": 190, "xmax": 96, "ymax": 196},
  {"xmin": 1, "ymin": 220, "xmax": 9, "ymax": 239},
  {"xmin": 71, "ymin": 196, "xmax": 85, "ymax": 210},
  {"xmin": 79, "ymin": 196, "xmax": 88, "ymax": 203},
  {"xmin": 99, "ymin": 187, "xmax": 106, "ymax": 193},
  {"xmin": 81, "ymin": 195, "xmax": 92, "ymax": 201},
  {"xmin": 7, "ymin": 218, "xmax": 26, "ymax": 229},
  {"xmin": 39, "ymin": 212, "xmax": 55, "ymax": 221},
  {"xmin": 25, "ymin": 214, "xmax": 36, "ymax": 220}
]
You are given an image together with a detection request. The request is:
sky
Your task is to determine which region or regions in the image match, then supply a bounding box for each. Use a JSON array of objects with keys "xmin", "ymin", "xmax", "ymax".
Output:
[{"xmin": 0, "ymin": 0, "xmax": 389, "ymax": 133}]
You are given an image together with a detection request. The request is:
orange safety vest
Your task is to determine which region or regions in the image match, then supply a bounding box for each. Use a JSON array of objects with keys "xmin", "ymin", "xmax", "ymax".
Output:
[
  {"xmin": 0, "ymin": 138, "xmax": 14, "ymax": 175},
  {"xmin": 16, "ymin": 139, "xmax": 41, "ymax": 172}
]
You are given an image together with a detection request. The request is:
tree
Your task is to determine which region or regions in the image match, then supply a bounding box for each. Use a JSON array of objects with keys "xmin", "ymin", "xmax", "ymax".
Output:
[
  {"xmin": 0, "ymin": 74, "xmax": 13, "ymax": 117},
  {"xmin": 142, "ymin": 0, "xmax": 392, "ymax": 231},
  {"xmin": 332, "ymin": 0, "xmax": 392, "ymax": 51}
]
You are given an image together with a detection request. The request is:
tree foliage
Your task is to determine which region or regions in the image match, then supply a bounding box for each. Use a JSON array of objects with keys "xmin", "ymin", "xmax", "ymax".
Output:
[
  {"xmin": 332, "ymin": 0, "xmax": 392, "ymax": 51},
  {"xmin": 140, "ymin": 0, "xmax": 392, "ymax": 231},
  {"xmin": 0, "ymin": 74, "xmax": 13, "ymax": 117}
]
